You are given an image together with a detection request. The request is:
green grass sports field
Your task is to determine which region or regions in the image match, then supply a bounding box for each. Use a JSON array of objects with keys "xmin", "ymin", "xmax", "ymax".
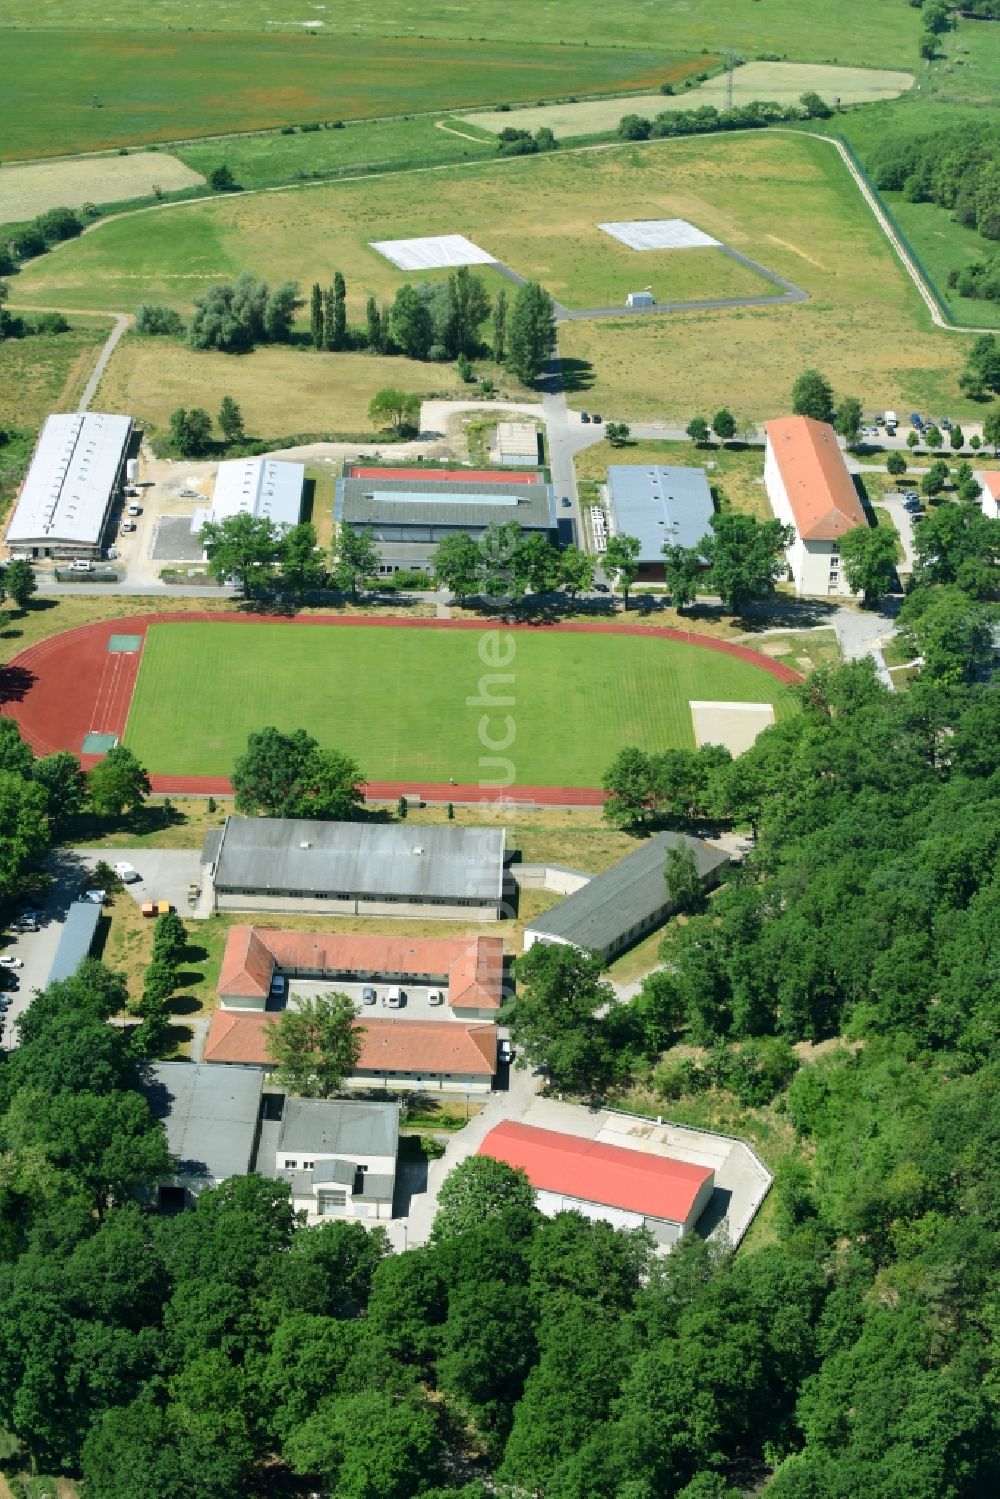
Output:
[{"xmin": 123, "ymin": 623, "xmax": 794, "ymax": 786}]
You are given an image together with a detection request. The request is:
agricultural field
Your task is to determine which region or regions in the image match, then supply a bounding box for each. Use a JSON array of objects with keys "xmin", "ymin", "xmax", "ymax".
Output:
[
  {"xmin": 463, "ymin": 62, "xmax": 914, "ymax": 138},
  {"xmin": 0, "ymin": 32, "xmax": 703, "ymax": 160},
  {"xmin": 576, "ymin": 438, "xmax": 771, "ymax": 522},
  {"xmin": 0, "ymin": 321, "xmax": 110, "ymax": 428},
  {"xmin": 123, "ymin": 621, "xmax": 796, "ymax": 784},
  {"xmin": 0, "ymin": 0, "xmax": 924, "ymax": 69},
  {"xmin": 93, "ymin": 337, "xmax": 522, "ymax": 438},
  {"xmin": 0, "ymin": 153, "xmax": 204, "ymax": 223}
]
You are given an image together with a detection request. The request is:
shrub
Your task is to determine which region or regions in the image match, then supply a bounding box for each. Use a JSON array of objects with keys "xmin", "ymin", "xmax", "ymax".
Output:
[
  {"xmin": 618, "ymin": 113, "xmax": 652, "ymax": 141},
  {"xmin": 134, "ymin": 303, "xmax": 185, "ymax": 336},
  {"xmin": 35, "ymin": 206, "xmax": 82, "ymax": 242},
  {"xmin": 34, "ymin": 312, "xmax": 69, "ymax": 334}
]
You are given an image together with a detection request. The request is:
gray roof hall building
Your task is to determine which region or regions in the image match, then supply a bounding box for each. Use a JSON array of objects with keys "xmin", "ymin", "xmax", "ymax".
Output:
[
  {"xmin": 206, "ymin": 816, "xmax": 508, "ymax": 921},
  {"xmin": 141, "ymin": 1061, "xmax": 264, "ymax": 1208},
  {"xmin": 607, "ymin": 465, "xmax": 715, "ymax": 581},
  {"xmin": 334, "ymin": 474, "xmax": 557, "ymax": 575},
  {"xmin": 524, "ymin": 832, "xmax": 730, "ymax": 962}
]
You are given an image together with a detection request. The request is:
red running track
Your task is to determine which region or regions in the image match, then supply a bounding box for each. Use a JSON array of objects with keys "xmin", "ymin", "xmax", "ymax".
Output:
[{"xmin": 0, "ymin": 611, "xmax": 801, "ymax": 801}]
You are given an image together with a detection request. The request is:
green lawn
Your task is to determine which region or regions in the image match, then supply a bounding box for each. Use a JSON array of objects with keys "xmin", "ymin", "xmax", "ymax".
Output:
[{"xmin": 123, "ymin": 622, "xmax": 795, "ymax": 785}]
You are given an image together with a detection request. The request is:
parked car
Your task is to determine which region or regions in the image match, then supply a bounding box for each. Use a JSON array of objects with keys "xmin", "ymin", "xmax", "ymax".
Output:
[
  {"xmin": 0, "ymin": 956, "xmax": 24, "ymax": 968},
  {"xmin": 561, "ymin": 496, "xmax": 571, "ymax": 508},
  {"xmin": 361, "ymin": 986, "xmax": 377, "ymax": 1006},
  {"xmin": 427, "ymin": 989, "xmax": 444, "ymax": 1006},
  {"xmin": 903, "ymin": 497, "xmax": 922, "ymax": 512},
  {"xmin": 910, "ymin": 413, "xmax": 924, "ymax": 428},
  {"xmin": 939, "ymin": 417, "xmax": 953, "ymax": 431},
  {"xmin": 120, "ymin": 521, "xmax": 136, "ymax": 534},
  {"xmin": 269, "ymin": 974, "xmax": 287, "ymax": 1001},
  {"xmin": 592, "ymin": 413, "xmax": 602, "ymax": 424},
  {"xmin": 14, "ymin": 913, "xmax": 39, "ymax": 932},
  {"xmin": 127, "ymin": 503, "xmax": 142, "ymax": 517},
  {"xmin": 905, "ymin": 491, "xmax": 920, "ymax": 503},
  {"xmin": 71, "ymin": 559, "xmax": 93, "ymax": 572},
  {"xmin": 499, "ymin": 1038, "xmax": 515, "ymax": 1064},
  {"xmin": 385, "ymin": 987, "xmax": 405, "ymax": 1008},
  {"xmin": 1, "ymin": 974, "xmax": 20, "ymax": 992},
  {"xmin": 82, "ymin": 888, "xmax": 106, "ymax": 905},
  {"xmin": 580, "ymin": 411, "xmax": 591, "ymax": 423},
  {"xmin": 114, "ymin": 862, "xmax": 140, "ymax": 883},
  {"xmin": 105, "ymin": 546, "xmax": 119, "ymax": 560}
]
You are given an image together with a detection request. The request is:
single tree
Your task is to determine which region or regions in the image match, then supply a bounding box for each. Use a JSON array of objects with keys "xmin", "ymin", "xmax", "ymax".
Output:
[
  {"xmin": 921, "ymin": 459, "xmax": 949, "ymax": 498},
  {"xmin": 704, "ymin": 511, "xmax": 792, "ymax": 613},
  {"xmin": 389, "ymin": 284, "xmax": 434, "ymax": 360},
  {"xmin": 87, "ymin": 746, "xmax": 151, "ymax": 819},
  {"xmin": 924, "ymin": 424, "xmax": 943, "ymax": 452},
  {"xmin": 282, "ymin": 522, "xmax": 326, "ymax": 595},
  {"xmin": 321, "ymin": 285, "xmax": 335, "ymax": 351},
  {"xmin": 266, "ymin": 991, "xmax": 362, "ymax": 1098},
  {"xmin": 503, "ymin": 943, "xmax": 619, "ymax": 1095},
  {"xmin": 604, "ymin": 532, "xmax": 642, "ymax": 609},
  {"xmin": 686, "ymin": 416, "xmax": 710, "ymax": 445},
  {"xmin": 834, "ymin": 396, "xmax": 864, "ymax": 447},
  {"xmin": 838, "ymin": 524, "xmax": 900, "ymax": 605},
  {"xmin": 886, "ymin": 451, "xmax": 907, "ymax": 478},
  {"xmin": 232, "ymin": 726, "xmax": 319, "ymax": 817},
  {"xmin": 431, "ymin": 1156, "xmax": 537, "ymax": 1242},
  {"xmin": 712, "ymin": 408, "xmax": 737, "ymax": 443},
  {"xmin": 310, "ymin": 282, "xmax": 323, "ymax": 348},
  {"xmin": 33, "ymin": 750, "xmax": 86, "ymax": 830},
  {"xmin": 331, "ymin": 525, "xmax": 380, "ymax": 599},
  {"xmin": 442, "ymin": 265, "xmax": 490, "ymax": 357},
  {"xmin": 605, "ymin": 421, "xmax": 631, "ymax": 447},
  {"xmin": 208, "ymin": 164, "xmax": 237, "ymax": 191},
  {"xmin": 950, "ymin": 424, "xmax": 965, "ymax": 452},
  {"xmin": 218, "ymin": 395, "xmax": 245, "ymax": 444},
  {"xmin": 292, "ymin": 747, "xmax": 365, "ymax": 822},
  {"xmin": 982, "ymin": 404, "xmax": 1000, "ymax": 452},
  {"xmin": 558, "ymin": 544, "xmax": 596, "ymax": 598},
  {"xmin": 3, "ymin": 558, "xmax": 36, "ymax": 610},
  {"xmin": 331, "ymin": 271, "xmax": 348, "ymax": 350},
  {"xmin": 365, "ymin": 295, "xmax": 383, "ymax": 352},
  {"xmin": 200, "ymin": 511, "xmax": 285, "ymax": 593},
  {"xmin": 368, "ymin": 387, "xmax": 421, "ymax": 434},
  {"xmin": 664, "ymin": 842, "xmax": 704, "ymax": 915},
  {"xmin": 505, "ymin": 281, "xmax": 556, "ymax": 385},
  {"xmin": 662, "ymin": 542, "xmax": 705, "ymax": 610},
  {"xmin": 791, "ymin": 368, "xmax": 834, "ymax": 422},
  {"xmin": 799, "ymin": 90, "xmax": 832, "ymax": 118},
  {"xmin": 168, "ymin": 407, "xmax": 213, "ymax": 457},
  {"xmin": 906, "ymin": 429, "xmax": 921, "ymax": 451},
  {"xmin": 493, "ymin": 286, "xmax": 508, "ymax": 362},
  {"xmin": 432, "ymin": 532, "xmax": 481, "ymax": 599}
]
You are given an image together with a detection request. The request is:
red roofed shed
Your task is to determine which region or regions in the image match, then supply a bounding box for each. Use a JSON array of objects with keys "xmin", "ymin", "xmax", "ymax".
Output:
[{"xmin": 479, "ymin": 1120, "xmax": 715, "ymax": 1242}]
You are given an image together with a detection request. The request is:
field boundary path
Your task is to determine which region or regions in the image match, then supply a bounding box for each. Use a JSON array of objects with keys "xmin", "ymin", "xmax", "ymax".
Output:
[
  {"xmin": 0, "ymin": 611, "xmax": 802, "ymax": 800},
  {"xmin": 793, "ymin": 129, "xmax": 995, "ymax": 338},
  {"xmin": 77, "ymin": 311, "xmax": 130, "ymax": 412}
]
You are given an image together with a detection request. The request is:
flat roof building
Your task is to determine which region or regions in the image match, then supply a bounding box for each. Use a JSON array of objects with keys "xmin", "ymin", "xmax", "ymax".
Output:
[
  {"xmin": 607, "ymin": 465, "xmax": 714, "ymax": 580},
  {"xmin": 204, "ymin": 1010, "xmax": 498, "ymax": 1094},
  {"xmin": 489, "ymin": 421, "xmax": 542, "ymax": 467},
  {"xmin": 479, "ymin": 1120, "xmax": 715, "ymax": 1243},
  {"xmin": 524, "ymin": 832, "xmax": 729, "ymax": 962},
  {"xmin": 209, "ymin": 458, "xmax": 304, "ymax": 532},
  {"xmin": 141, "ymin": 1061, "xmax": 264, "ymax": 1207},
  {"xmin": 47, "ymin": 901, "xmax": 102, "ymax": 986},
  {"xmin": 334, "ymin": 471, "xmax": 557, "ymax": 576},
  {"xmin": 218, "ymin": 925, "xmax": 504, "ymax": 1017},
  {"xmin": 6, "ymin": 412, "xmax": 132, "ymax": 559},
  {"xmin": 254, "ymin": 1096, "xmax": 399, "ymax": 1222},
  {"xmin": 764, "ymin": 416, "xmax": 869, "ymax": 598},
  {"xmin": 208, "ymin": 816, "xmax": 507, "ymax": 921}
]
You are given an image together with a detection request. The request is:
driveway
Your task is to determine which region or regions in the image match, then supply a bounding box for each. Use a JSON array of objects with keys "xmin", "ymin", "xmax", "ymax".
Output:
[
  {"xmin": 873, "ymin": 491, "xmax": 917, "ymax": 572},
  {"xmin": 76, "ymin": 847, "xmax": 205, "ymax": 914}
]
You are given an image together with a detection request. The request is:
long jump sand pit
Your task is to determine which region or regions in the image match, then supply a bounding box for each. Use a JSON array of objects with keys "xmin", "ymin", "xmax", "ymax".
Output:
[
  {"xmin": 370, "ymin": 234, "xmax": 496, "ymax": 271},
  {"xmin": 691, "ymin": 699, "xmax": 776, "ymax": 756},
  {"xmin": 0, "ymin": 153, "xmax": 205, "ymax": 222}
]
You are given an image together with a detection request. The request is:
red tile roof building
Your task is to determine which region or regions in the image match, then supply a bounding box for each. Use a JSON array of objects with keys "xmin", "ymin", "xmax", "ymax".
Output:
[
  {"xmin": 218, "ymin": 926, "xmax": 503, "ymax": 1015},
  {"xmin": 764, "ymin": 416, "xmax": 869, "ymax": 598},
  {"xmin": 977, "ymin": 470, "xmax": 1000, "ymax": 519},
  {"xmin": 479, "ymin": 1120, "xmax": 715, "ymax": 1239},
  {"xmin": 204, "ymin": 1009, "xmax": 497, "ymax": 1092}
]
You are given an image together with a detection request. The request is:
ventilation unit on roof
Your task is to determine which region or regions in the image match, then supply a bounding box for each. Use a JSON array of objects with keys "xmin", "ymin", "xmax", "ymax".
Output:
[
  {"xmin": 300, "ymin": 841, "xmax": 312, "ymax": 849},
  {"xmin": 412, "ymin": 847, "xmax": 424, "ymax": 855}
]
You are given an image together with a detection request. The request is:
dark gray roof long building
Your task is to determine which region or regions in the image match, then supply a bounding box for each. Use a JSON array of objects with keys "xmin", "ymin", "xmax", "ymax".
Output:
[
  {"xmin": 335, "ymin": 476, "xmax": 557, "ymax": 539},
  {"xmin": 211, "ymin": 816, "xmax": 506, "ymax": 907},
  {"xmin": 47, "ymin": 900, "xmax": 102, "ymax": 986},
  {"xmin": 525, "ymin": 832, "xmax": 730, "ymax": 962},
  {"xmin": 141, "ymin": 1061, "xmax": 264, "ymax": 1188}
]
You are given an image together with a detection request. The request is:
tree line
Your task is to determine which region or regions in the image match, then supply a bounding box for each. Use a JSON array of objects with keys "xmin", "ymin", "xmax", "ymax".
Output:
[
  {"xmin": 134, "ymin": 268, "xmax": 557, "ymax": 387},
  {"xmin": 867, "ymin": 120, "xmax": 1000, "ymax": 248}
]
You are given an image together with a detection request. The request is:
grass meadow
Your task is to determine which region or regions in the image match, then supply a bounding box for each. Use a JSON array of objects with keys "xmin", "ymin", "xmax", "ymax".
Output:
[
  {"xmin": 122, "ymin": 621, "xmax": 795, "ymax": 784},
  {"xmin": 0, "ymin": 32, "xmax": 701, "ymax": 159},
  {"xmin": 93, "ymin": 338, "xmax": 525, "ymax": 439},
  {"xmin": 0, "ymin": 1, "xmax": 924, "ymax": 68},
  {"xmin": 0, "ymin": 321, "xmax": 110, "ymax": 428}
]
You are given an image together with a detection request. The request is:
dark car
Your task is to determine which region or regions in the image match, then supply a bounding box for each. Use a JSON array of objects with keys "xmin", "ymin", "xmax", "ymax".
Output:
[
  {"xmin": 361, "ymin": 986, "xmax": 377, "ymax": 1006},
  {"xmin": 593, "ymin": 582, "xmax": 610, "ymax": 593},
  {"xmin": 910, "ymin": 413, "xmax": 923, "ymax": 428},
  {"xmin": 592, "ymin": 413, "xmax": 602, "ymax": 424},
  {"xmin": 939, "ymin": 417, "xmax": 953, "ymax": 431},
  {"xmin": 580, "ymin": 411, "xmax": 591, "ymax": 423},
  {"xmin": 561, "ymin": 496, "xmax": 571, "ymax": 508}
]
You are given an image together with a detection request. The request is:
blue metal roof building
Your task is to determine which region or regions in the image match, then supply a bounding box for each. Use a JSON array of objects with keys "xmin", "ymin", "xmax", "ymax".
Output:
[
  {"xmin": 47, "ymin": 900, "xmax": 102, "ymax": 986},
  {"xmin": 607, "ymin": 465, "xmax": 715, "ymax": 576}
]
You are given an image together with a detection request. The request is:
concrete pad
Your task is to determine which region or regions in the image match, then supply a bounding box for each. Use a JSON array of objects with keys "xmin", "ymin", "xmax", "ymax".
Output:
[
  {"xmin": 151, "ymin": 515, "xmax": 208, "ymax": 563},
  {"xmin": 691, "ymin": 700, "xmax": 775, "ymax": 756},
  {"xmin": 370, "ymin": 234, "xmax": 496, "ymax": 270},
  {"xmin": 598, "ymin": 218, "xmax": 719, "ymax": 252}
]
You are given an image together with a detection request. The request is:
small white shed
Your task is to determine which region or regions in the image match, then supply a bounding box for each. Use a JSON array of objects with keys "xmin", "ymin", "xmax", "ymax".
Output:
[{"xmin": 626, "ymin": 290, "xmax": 655, "ymax": 308}]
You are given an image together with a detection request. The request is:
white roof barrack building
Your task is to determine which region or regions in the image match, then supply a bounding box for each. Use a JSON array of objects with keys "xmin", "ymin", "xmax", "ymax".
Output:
[
  {"xmin": 6, "ymin": 412, "xmax": 133, "ymax": 557},
  {"xmin": 209, "ymin": 458, "xmax": 304, "ymax": 531}
]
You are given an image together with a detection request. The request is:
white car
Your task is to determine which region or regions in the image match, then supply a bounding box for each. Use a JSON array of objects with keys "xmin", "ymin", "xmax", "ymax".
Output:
[
  {"xmin": 82, "ymin": 889, "xmax": 106, "ymax": 905},
  {"xmin": 0, "ymin": 956, "xmax": 23, "ymax": 968},
  {"xmin": 114, "ymin": 862, "xmax": 140, "ymax": 883},
  {"xmin": 427, "ymin": 989, "xmax": 444, "ymax": 1006}
]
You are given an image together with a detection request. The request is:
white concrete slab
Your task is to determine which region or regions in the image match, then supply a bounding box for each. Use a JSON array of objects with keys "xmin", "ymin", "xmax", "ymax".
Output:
[
  {"xmin": 691, "ymin": 700, "xmax": 776, "ymax": 756},
  {"xmin": 370, "ymin": 234, "xmax": 496, "ymax": 271},
  {"xmin": 598, "ymin": 218, "xmax": 720, "ymax": 251}
]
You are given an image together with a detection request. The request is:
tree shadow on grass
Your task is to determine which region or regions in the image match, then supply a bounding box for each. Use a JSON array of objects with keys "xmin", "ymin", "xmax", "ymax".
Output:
[
  {"xmin": 168, "ymin": 994, "xmax": 204, "ymax": 1017},
  {"xmin": 538, "ymin": 356, "xmax": 594, "ymax": 395}
]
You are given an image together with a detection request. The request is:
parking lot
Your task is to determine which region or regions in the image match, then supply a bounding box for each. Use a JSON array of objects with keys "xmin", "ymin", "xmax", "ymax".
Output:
[
  {"xmin": 0, "ymin": 849, "xmax": 94, "ymax": 1049},
  {"xmin": 286, "ymin": 977, "xmax": 461, "ymax": 1023}
]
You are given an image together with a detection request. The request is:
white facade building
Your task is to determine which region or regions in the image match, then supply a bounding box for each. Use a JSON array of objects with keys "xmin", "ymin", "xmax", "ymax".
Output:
[
  {"xmin": 764, "ymin": 416, "xmax": 869, "ymax": 598},
  {"xmin": 6, "ymin": 412, "xmax": 132, "ymax": 559},
  {"xmin": 976, "ymin": 470, "xmax": 1000, "ymax": 520}
]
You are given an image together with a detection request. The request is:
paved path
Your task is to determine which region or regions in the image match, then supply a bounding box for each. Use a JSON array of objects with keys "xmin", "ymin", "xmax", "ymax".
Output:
[{"xmin": 78, "ymin": 312, "xmax": 130, "ymax": 412}]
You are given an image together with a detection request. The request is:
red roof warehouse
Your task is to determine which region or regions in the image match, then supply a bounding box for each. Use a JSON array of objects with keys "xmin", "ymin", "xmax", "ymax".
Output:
[{"xmin": 479, "ymin": 1121, "xmax": 715, "ymax": 1243}]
